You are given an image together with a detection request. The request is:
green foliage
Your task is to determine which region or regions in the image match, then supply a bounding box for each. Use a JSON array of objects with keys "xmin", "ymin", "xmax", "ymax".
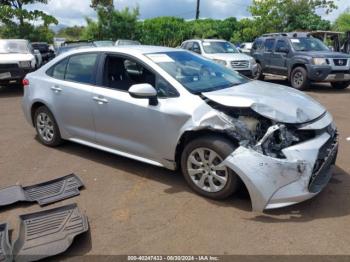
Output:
[
  {"xmin": 0, "ymin": 0, "xmax": 57, "ymax": 41},
  {"xmin": 57, "ymin": 26, "xmax": 85, "ymax": 41},
  {"xmin": 82, "ymin": 6, "xmax": 139, "ymax": 41},
  {"xmin": 137, "ymin": 17, "xmax": 191, "ymax": 47},
  {"xmin": 249, "ymin": 0, "xmax": 335, "ymax": 33},
  {"xmin": 333, "ymin": 8, "xmax": 350, "ymax": 32}
]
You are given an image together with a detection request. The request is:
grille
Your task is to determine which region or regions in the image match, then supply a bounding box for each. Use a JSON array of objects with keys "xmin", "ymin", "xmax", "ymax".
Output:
[
  {"xmin": 231, "ymin": 60, "xmax": 249, "ymax": 69},
  {"xmin": 0, "ymin": 64, "xmax": 18, "ymax": 70},
  {"xmin": 333, "ymin": 59, "xmax": 348, "ymax": 66}
]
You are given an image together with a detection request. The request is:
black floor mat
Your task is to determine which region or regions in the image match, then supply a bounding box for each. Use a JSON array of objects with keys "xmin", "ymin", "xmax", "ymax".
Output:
[
  {"xmin": 13, "ymin": 203, "xmax": 88, "ymax": 262},
  {"xmin": 0, "ymin": 223, "xmax": 12, "ymax": 262},
  {"xmin": 0, "ymin": 174, "xmax": 84, "ymax": 207}
]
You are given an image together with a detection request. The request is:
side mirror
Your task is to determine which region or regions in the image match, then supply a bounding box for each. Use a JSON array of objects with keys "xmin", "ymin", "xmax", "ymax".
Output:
[
  {"xmin": 129, "ymin": 83, "xmax": 158, "ymax": 106},
  {"xmin": 277, "ymin": 47, "xmax": 289, "ymax": 53},
  {"xmin": 193, "ymin": 48, "xmax": 201, "ymax": 54}
]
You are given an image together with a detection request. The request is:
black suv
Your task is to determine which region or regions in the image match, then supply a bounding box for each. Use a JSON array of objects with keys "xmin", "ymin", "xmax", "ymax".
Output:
[
  {"xmin": 251, "ymin": 32, "xmax": 350, "ymax": 90},
  {"xmin": 31, "ymin": 42, "xmax": 55, "ymax": 63}
]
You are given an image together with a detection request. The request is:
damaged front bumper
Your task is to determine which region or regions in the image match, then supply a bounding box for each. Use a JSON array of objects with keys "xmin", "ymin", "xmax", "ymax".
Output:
[{"xmin": 223, "ymin": 125, "xmax": 338, "ymax": 213}]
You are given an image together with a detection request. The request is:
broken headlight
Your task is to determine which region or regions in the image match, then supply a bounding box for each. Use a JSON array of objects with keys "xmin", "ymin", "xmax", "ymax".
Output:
[{"xmin": 255, "ymin": 124, "xmax": 299, "ymax": 158}]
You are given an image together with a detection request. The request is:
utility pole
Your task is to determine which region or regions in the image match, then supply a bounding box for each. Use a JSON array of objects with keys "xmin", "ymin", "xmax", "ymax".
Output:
[{"xmin": 196, "ymin": 0, "xmax": 200, "ymax": 20}]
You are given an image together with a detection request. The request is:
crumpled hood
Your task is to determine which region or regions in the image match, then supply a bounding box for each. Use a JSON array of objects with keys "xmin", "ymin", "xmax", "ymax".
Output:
[
  {"xmin": 0, "ymin": 53, "xmax": 34, "ymax": 64},
  {"xmin": 202, "ymin": 80, "xmax": 326, "ymax": 124},
  {"xmin": 205, "ymin": 53, "xmax": 252, "ymax": 61}
]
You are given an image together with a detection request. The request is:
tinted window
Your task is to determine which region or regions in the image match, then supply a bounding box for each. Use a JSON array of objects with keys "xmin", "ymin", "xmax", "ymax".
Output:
[
  {"xmin": 275, "ymin": 40, "xmax": 288, "ymax": 52},
  {"xmin": 183, "ymin": 42, "xmax": 193, "ymax": 50},
  {"xmin": 65, "ymin": 53, "xmax": 98, "ymax": 84},
  {"xmin": 47, "ymin": 58, "xmax": 68, "ymax": 80},
  {"xmin": 202, "ymin": 41, "xmax": 239, "ymax": 54},
  {"xmin": 252, "ymin": 39, "xmax": 264, "ymax": 51},
  {"xmin": 290, "ymin": 37, "xmax": 329, "ymax": 52},
  {"xmin": 264, "ymin": 39, "xmax": 275, "ymax": 52}
]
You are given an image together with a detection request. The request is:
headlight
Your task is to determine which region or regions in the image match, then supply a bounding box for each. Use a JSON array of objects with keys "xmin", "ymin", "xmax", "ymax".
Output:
[
  {"xmin": 312, "ymin": 58, "xmax": 328, "ymax": 65},
  {"xmin": 19, "ymin": 61, "xmax": 31, "ymax": 68},
  {"xmin": 213, "ymin": 59, "xmax": 227, "ymax": 66}
]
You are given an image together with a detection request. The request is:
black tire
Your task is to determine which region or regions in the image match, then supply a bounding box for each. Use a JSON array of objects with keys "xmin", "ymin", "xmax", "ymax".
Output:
[
  {"xmin": 181, "ymin": 135, "xmax": 240, "ymax": 200},
  {"xmin": 34, "ymin": 106, "xmax": 63, "ymax": 147},
  {"xmin": 254, "ymin": 63, "xmax": 264, "ymax": 80},
  {"xmin": 331, "ymin": 81, "xmax": 350, "ymax": 89},
  {"xmin": 291, "ymin": 66, "xmax": 309, "ymax": 90}
]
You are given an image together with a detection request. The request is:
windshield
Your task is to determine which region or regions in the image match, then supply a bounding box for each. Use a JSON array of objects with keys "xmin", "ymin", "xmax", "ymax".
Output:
[
  {"xmin": 94, "ymin": 41, "xmax": 114, "ymax": 47},
  {"xmin": 290, "ymin": 37, "xmax": 329, "ymax": 52},
  {"xmin": 117, "ymin": 40, "xmax": 141, "ymax": 46},
  {"xmin": 0, "ymin": 40, "xmax": 30, "ymax": 54},
  {"xmin": 147, "ymin": 51, "xmax": 249, "ymax": 94},
  {"xmin": 202, "ymin": 41, "xmax": 239, "ymax": 54}
]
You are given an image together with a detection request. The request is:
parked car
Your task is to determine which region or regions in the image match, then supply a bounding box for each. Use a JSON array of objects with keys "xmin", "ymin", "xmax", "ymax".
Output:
[
  {"xmin": 239, "ymin": 42, "xmax": 253, "ymax": 54},
  {"xmin": 115, "ymin": 39, "xmax": 141, "ymax": 46},
  {"xmin": 93, "ymin": 40, "xmax": 115, "ymax": 47},
  {"xmin": 56, "ymin": 41, "xmax": 95, "ymax": 56},
  {"xmin": 0, "ymin": 39, "xmax": 37, "ymax": 85},
  {"xmin": 251, "ymin": 32, "xmax": 350, "ymax": 89},
  {"xmin": 22, "ymin": 46, "xmax": 338, "ymax": 212},
  {"xmin": 31, "ymin": 42, "xmax": 55, "ymax": 63},
  {"xmin": 181, "ymin": 39, "xmax": 257, "ymax": 78}
]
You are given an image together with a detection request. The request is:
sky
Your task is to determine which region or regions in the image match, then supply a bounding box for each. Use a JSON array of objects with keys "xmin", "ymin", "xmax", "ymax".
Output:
[{"xmin": 28, "ymin": 0, "xmax": 350, "ymax": 27}]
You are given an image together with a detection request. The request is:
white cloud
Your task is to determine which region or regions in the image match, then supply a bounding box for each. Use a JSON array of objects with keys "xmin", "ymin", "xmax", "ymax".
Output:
[{"xmin": 26, "ymin": 0, "xmax": 350, "ymax": 26}]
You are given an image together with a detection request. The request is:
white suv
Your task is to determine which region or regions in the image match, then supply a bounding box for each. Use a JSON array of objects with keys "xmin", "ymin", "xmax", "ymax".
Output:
[{"xmin": 181, "ymin": 39, "xmax": 257, "ymax": 78}]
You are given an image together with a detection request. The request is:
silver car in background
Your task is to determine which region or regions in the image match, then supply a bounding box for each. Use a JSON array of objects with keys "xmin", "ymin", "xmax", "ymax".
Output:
[{"xmin": 22, "ymin": 46, "xmax": 338, "ymax": 212}]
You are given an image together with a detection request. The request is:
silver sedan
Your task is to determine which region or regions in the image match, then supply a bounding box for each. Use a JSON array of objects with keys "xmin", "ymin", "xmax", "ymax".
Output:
[{"xmin": 22, "ymin": 46, "xmax": 338, "ymax": 212}]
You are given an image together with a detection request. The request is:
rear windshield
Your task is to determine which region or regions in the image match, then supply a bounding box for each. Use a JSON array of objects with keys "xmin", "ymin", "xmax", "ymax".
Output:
[{"xmin": 0, "ymin": 40, "xmax": 30, "ymax": 54}]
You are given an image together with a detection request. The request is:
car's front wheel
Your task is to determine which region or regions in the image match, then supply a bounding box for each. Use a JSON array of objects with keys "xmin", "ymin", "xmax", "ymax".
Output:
[
  {"xmin": 34, "ymin": 106, "xmax": 63, "ymax": 147},
  {"xmin": 331, "ymin": 81, "xmax": 350, "ymax": 89},
  {"xmin": 181, "ymin": 135, "xmax": 240, "ymax": 200},
  {"xmin": 291, "ymin": 67, "xmax": 309, "ymax": 90}
]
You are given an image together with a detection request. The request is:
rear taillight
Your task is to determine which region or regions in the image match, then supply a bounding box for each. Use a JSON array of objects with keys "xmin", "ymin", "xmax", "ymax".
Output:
[{"xmin": 22, "ymin": 79, "xmax": 29, "ymax": 87}]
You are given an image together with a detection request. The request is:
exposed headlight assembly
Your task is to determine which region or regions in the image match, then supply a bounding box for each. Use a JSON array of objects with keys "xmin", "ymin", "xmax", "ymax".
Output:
[
  {"xmin": 312, "ymin": 58, "xmax": 328, "ymax": 65},
  {"xmin": 213, "ymin": 59, "xmax": 227, "ymax": 66},
  {"xmin": 19, "ymin": 61, "xmax": 31, "ymax": 68}
]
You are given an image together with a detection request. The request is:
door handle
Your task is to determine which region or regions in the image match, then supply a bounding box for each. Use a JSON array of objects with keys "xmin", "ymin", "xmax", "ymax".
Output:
[
  {"xmin": 93, "ymin": 96, "xmax": 109, "ymax": 104},
  {"xmin": 50, "ymin": 86, "xmax": 62, "ymax": 93}
]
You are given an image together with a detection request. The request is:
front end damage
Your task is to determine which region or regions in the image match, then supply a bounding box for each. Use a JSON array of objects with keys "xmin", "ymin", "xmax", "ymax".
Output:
[{"xmin": 188, "ymin": 93, "xmax": 338, "ymax": 212}]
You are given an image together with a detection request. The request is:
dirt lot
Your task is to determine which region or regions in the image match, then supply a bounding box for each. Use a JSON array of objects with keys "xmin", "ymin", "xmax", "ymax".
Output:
[{"xmin": 0, "ymin": 80, "xmax": 350, "ymax": 258}]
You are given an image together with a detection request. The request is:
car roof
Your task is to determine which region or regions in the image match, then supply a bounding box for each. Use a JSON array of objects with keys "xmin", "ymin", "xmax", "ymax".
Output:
[
  {"xmin": 60, "ymin": 45, "xmax": 179, "ymax": 56},
  {"xmin": 184, "ymin": 39, "xmax": 227, "ymax": 43}
]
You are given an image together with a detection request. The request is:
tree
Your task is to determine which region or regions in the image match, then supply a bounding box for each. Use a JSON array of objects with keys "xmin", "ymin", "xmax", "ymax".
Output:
[
  {"xmin": 0, "ymin": 0, "xmax": 58, "ymax": 38},
  {"xmin": 83, "ymin": 6, "xmax": 139, "ymax": 41},
  {"xmin": 333, "ymin": 8, "xmax": 350, "ymax": 32},
  {"xmin": 57, "ymin": 26, "xmax": 85, "ymax": 41},
  {"xmin": 249, "ymin": 0, "xmax": 336, "ymax": 32}
]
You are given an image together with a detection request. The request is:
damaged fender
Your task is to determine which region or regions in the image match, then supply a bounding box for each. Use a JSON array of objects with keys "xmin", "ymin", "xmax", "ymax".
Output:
[{"xmin": 223, "ymin": 147, "xmax": 308, "ymax": 212}]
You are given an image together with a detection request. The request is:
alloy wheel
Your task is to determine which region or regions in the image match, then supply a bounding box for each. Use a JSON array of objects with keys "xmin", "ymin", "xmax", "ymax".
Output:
[
  {"xmin": 36, "ymin": 112, "xmax": 55, "ymax": 142},
  {"xmin": 186, "ymin": 147, "xmax": 228, "ymax": 193}
]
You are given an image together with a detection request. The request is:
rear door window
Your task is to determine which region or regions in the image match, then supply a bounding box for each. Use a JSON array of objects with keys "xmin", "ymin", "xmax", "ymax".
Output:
[
  {"xmin": 264, "ymin": 39, "xmax": 275, "ymax": 52},
  {"xmin": 65, "ymin": 53, "xmax": 98, "ymax": 84},
  {"xmin": 275, "ymin": 40, "xmax": 288, "ymax": 52},
  {"xmin": 46, "ymin": 58, "xmax": 68, "ymax": 80}
]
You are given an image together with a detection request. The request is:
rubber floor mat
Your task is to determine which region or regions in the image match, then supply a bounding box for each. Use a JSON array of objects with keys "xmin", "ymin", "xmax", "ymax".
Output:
[
  {"xmin": 0, "ymin": 174, "xmax": 84, "ymax": 207},
  {"xmin": 13, "ymin": 203, "xmax": 88, "ymax": 262},
  {"xmin": 0, "ymin": 223, "xmax": 12, "ymax": 262}
]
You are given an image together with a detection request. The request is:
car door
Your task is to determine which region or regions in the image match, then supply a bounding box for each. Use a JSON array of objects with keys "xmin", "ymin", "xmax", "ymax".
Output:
[
  {"xmin": 91, "ymin": 53, "xmax": 181, "ymax": 165},
  {"xmin": 45, "ymin": 52, "xmax": 99, "ymax": 142},
  {"xmin": 270, "ymin": 39, "xmax": 289, "ymax": 76},
  {"xmin": 262, "ymin": 38, "xmax": 275, "ymax": 73}
]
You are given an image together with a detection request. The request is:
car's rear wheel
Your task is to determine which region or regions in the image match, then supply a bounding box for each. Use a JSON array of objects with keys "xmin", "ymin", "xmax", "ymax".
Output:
[
  {"xmin": 291, "ymin": 67, "xmax": 309, "ymax": 90},
  {"xmin": 181, "ymin": 135, "xmax": 239, "ymax": 200},
  {"xmin": 34, "ymin": 106, "xmax": 63, "ymax": 147},
  {"xmin": 331, "ymin": 81, "xmax": 350, "ymax": 89},
  {"xmin": 254, "ymin": 63, "xmax": 264, "ymax": 80}
]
